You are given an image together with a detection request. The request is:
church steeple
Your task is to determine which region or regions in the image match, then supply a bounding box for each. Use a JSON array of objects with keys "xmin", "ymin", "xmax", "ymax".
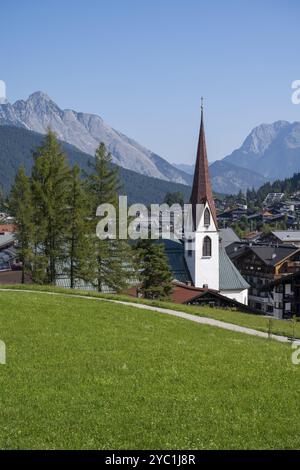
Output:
[{"xmin": 190, "ymin": 99, "xmax": 218, "ymax": 229}]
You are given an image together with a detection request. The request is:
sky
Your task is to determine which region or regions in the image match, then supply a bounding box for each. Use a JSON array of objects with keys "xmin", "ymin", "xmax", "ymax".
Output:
[{"xmin": 1, "ymin": 0, "xmax": 300, "ymax": 164}]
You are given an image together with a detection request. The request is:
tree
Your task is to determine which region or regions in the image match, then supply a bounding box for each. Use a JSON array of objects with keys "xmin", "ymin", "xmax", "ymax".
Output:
[
  {"xmin": 0, "ymin": 185, "xmax": 5, "ymax": 212},
  {"xmin": 9, "ymin": 167, "xmax": 34, "ymax": 283},
  {"xmin": 135, "ymin": 239, "xmax": 173, "ymax": 300},
  {"xmin": 86, "ymin": 142, "xmax": 133, "ymax": 292},
  {"xmin": 66, "ymin": 165, "xmax": 93, "ymax": 288},
  {"xmin": 164, "ymin": 191, "xmax": 184, "ymax": 207},
  {"xmin": 31, "ymin": 130, "xmax": 71, "ymax": 284}
]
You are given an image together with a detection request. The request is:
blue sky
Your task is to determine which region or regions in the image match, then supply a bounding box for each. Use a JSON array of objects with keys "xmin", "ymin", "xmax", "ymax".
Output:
[{"xmin": 1, "ymin": 0, "xmax": 300, "ymax": 164}]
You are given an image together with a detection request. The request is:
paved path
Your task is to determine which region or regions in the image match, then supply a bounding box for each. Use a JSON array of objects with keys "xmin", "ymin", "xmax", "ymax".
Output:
[{"xmin": 0, "ymin": 288, "xmax": 291, "ymax": 344}]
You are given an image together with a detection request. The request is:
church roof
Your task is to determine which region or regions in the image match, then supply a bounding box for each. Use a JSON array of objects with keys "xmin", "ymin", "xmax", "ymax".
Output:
[
  {"xmin": 157, "ymin": 238, "xmax": 249, "ymax": 291},
  {"xmin": 190, "ymin": 103, "xmax": 218, "ymax": 228},
  {"xmin": 219, "ymin": 245, "xmax": 250, "ymax": 290},
  {"xmin": 154, "ymin": 239, "xmax": 192, "ymax": 284}
]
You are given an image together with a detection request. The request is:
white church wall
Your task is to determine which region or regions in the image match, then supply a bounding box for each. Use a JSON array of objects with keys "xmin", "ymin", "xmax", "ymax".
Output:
[
  {"xmin": 184, "ymin": 202, "xmax": 220, "ymax": 291},
  {"xmin": 220, "ymin": 289, "xmax": 248, "ymax": 305}
]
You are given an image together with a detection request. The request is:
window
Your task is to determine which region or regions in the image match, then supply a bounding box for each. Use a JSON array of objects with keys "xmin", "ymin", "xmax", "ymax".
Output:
[
  {"xmin": 203, "ymin": 236, "xmax": 212, "ymax": 257},
  {"xmin": 204, "ymin": 208, "xmax": 210, "ymax": 226}
]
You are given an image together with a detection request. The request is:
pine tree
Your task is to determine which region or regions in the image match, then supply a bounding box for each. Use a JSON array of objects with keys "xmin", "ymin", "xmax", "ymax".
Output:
[
  {"xmin": 9, "ymin": 167, "xmax": 34, "ymax": 283},
  {"xmin": 86, "ymin": 142, "xmax": 133, "ymax": 292},
  {"xmin": 66, "ymin": 165, "xmax": 93, "ymax": 288},
  {"xmin": 135, "ymin": 239, "xmax": 173, "ymax": 300},
  {"xmin": 164, "ymin": 191, "xmax": 184, "ymax": 207},
  {"xmin": 31, "ymin": 130, "xmax": 71, "ymax": 284}
]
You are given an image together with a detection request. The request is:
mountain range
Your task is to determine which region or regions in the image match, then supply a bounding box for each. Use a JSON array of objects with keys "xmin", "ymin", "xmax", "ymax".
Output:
[
  {"xmin": 223, "ymin": 120, "xmax": 300, "ymax": 180},
  {"xmin": 0, "ymin": 126, "xmax": 192, "ymax": 205},
  {"xmin": 0, "ymin": 91, "xmax": 192, "ymax": 186},
  {"xmin": 0, "ymin": 92, "xmax": 300, "ymax": 195}
]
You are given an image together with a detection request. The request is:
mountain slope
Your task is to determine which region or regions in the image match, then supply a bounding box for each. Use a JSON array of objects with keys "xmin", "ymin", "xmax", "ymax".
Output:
[
  {"xmin": 208, "ymin": 160, "xmax": 267, "ymax": 193},
  {"xmin": 0, "ymin": 91, "xmax": 192, "ymax": 185},
  {"xmin": 0, "ymin": 126, "xmax": 191, "ymax": 205},
  {"xmin": 223, "ymin": 120, "xmax": 300, "ymax": 180},
  {"xmin": 174, "ymin": 160, "xmax": 267, "ymax": 194}
]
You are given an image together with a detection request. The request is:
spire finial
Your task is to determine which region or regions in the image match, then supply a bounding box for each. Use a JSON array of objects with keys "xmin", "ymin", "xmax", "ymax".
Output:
[{"xmin": 201, "ymin": 96, "xmax": 204, "ymax": 112}]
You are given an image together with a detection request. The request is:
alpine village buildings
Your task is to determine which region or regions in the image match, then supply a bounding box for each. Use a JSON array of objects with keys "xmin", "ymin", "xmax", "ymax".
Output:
[{"xmin": 2, "ymin": 105, "xmax": 300, "ymax": 319}]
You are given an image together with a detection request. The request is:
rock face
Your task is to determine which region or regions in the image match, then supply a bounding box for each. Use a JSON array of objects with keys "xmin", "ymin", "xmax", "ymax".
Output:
[
  {"xmin": 0, "ymin": 91, "xmax": 192, "ymax": 185},
  {"xmin": 223, "ymin": 120, "xmax": 300, "ymax": 180}
]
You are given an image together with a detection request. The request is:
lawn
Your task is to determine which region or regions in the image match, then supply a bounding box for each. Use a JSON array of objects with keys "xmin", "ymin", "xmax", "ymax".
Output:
[
  {"xmin": 0, "ymin": 290, "xmax": 300, "ymax": 449},
  {"xmin": 1, "ymin": 283, "xmax": 300, "ymax": 339}
]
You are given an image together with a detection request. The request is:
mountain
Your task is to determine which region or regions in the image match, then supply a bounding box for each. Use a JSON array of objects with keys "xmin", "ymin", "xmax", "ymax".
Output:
[
  {"xmin": 174, "ymin": 160, "xmax": 267, "ymax": 194},
  {"xmin": 0, "ymin": 126, "xmax": 192, "ymax": 205},
  {"xmin": 173, "ymin": 163, "xmax": 195, "ymax": 175},
  {"xmin": 208, "ymin": 160, "xmax": 267, "ymax": 194},
  {"xmin": 223, "ymin": 120, "xmax": 300, "ymax": 180},
  {"xmin": 0, "ymin": 91, "xmax": 192, "ymax": 186}
]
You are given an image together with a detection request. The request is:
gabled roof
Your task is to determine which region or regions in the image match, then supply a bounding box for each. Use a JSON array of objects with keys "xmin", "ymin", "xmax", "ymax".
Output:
[
  {"xmin": 0, "ymin": 232, "xmax": 14, "ymax": 249},
  {"xmin": 227, "ymin": 242, "xmax": 300, "ymax": 267},
  {"xmin": 189, "ymin": 104, "xmax": 218, "ymax": 228},
  {"xmin": 272, "ymin": 231, "xmax": 300, "ymax": 242},
  {"xmin": 171, "ymin": 281, "xmax": 257, "ymax": 313},
  {"xmin": 219, "ymin": 245, "xmax": 250, "ymax": 290},
  {"xmin": 219, "ymin": 228, "xmax": 241, "ymax": 248},
  {"xmin": 250, "ymin": 245, "xmax": 299, "ymax": 266}
]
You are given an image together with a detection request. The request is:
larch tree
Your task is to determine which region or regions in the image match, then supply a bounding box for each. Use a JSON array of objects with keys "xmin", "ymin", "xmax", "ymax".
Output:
[
  {"xmin": 86, "ymin": 142, "xmax": 133, "ymax": 292},
  {"xmin": 31, "ymin": 130, "xmax": 71, "ymax": 284},
  {"xmin": 9, "ymin": 166, "xmax": 34, "ymax": 284},
  {"xmin": 66, "ymin": 164, "xmax": 93, "ymax": 288}
]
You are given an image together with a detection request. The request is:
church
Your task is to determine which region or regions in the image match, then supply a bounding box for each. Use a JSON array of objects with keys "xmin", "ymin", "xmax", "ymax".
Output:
[{"xmin": 157, "ymin": 104, "xmax": 250, "ymax": 311}]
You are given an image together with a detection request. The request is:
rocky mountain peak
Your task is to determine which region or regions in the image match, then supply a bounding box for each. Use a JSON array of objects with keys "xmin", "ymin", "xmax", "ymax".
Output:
[{"xmin": 0, "ymin": 91, "xmax": 192, "ymax": 186}]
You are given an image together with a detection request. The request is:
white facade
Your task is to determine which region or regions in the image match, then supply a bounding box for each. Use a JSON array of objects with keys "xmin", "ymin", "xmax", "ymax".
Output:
[
  {"xmin": 184, "ymin": 202, "xmax": 220, "ymax": 291},
  {"xmin": 220, "ymin": 288, "xmax": 248, "ymax": 305}
]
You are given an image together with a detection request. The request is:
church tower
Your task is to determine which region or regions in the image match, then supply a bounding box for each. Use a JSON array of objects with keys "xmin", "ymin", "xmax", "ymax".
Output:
[{"xmin": 184, "ymin": 101, "xmax": 219, "ymax": 290}]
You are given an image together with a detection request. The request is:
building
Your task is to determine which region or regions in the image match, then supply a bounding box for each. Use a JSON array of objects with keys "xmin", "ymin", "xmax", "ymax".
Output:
[
  {"xmin": 156, "ymin": 104, "xmax": 249, "ymax": 307},
  {"xmin": 261, "ymin": 230, "xmax": 300, "ymax": 247},
  {"xmin": 262, "ymin": 271, "xmax": 300, "ymax": 319},
  {"xmin": 263, "ymin": 193, "xmax": 284, "ymax": 206},
  {"xmin": 226, "ymin": 242, "xmax": 300, "ymax": 317}
]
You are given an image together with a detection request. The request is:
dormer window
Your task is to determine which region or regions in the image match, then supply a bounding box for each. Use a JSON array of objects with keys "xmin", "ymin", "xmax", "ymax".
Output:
[{"xmin": 204, "ymin": 208, "xmax": 210, "ymax": 227}]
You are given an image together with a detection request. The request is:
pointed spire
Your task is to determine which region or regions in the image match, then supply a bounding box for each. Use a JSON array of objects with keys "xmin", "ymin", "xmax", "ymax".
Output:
[{"xmin": 190, "ymin": 100, "xmax": 218, "ymax": 228}]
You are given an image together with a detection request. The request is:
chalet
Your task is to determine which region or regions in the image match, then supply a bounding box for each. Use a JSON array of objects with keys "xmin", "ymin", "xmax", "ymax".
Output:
[
  {"xmin": 260, "ymin": 230, "xmax": 300, "ymax": 247},
  {"xmin": 226, "ymin": 242, "xmax": 300, "ymax": 317}
]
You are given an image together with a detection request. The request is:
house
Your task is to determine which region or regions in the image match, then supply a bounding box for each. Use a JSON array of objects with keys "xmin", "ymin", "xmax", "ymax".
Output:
[
  {"xmin": 219, "ymin": 227, "xmax": 241, "ymax": 248},
  {"xmin": 263, "ymin": 193, "xmax": 284, "ymax": 206},
  {"xmin": 226, "ymin": 242, "xmax": 300, "ymax": 317},
  {"xmin": 261, "ymin": 230, "xmax": 300, "ymax": 247},
  {"xmin": 261, "ymin": 271, "xmax": 300, "ymax": 319},
  {"xmin": 0, "ymin": 231, "xmax": 19, "ymax": 273}
]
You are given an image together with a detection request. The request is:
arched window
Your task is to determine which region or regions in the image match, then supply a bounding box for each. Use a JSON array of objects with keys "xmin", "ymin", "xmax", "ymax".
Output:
[
  {"xmin": 203, "ymin": 236, "xmax": 212, "ymax": 257},
  {"xmin": 204, "ymin": 208, "xmax": 210, "ymax": 226}
]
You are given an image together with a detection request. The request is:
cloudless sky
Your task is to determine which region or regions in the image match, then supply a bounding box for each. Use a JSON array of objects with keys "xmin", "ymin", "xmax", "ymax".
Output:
[{"xmin": 1, "ymin": 0, "xmax": 300, "ymax": 164}]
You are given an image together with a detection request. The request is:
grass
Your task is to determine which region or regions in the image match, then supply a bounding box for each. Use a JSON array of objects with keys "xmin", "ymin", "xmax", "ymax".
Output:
[
  {"xmin": 0, "ymin": 289, "xmax": 300, "ymax": 449},
  {"xmin": 1, "ymin": 283, "xmax": 300, "ymax": 339}
]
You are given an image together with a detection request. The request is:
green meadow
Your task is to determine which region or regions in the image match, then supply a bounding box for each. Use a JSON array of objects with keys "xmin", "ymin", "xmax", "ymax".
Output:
[{"xmin": 0, "ymin": 290, "xmax": 299, "ymax": 449}]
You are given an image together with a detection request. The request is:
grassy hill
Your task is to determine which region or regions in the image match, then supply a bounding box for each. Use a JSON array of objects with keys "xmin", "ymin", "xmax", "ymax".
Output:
[
  {"xmin": 0, "ymin": 289, "xmax": 299, "ymax": 449},
  {"xmin": 0, "ymin": 125, "xmax": 192, "ymax": 205}
]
